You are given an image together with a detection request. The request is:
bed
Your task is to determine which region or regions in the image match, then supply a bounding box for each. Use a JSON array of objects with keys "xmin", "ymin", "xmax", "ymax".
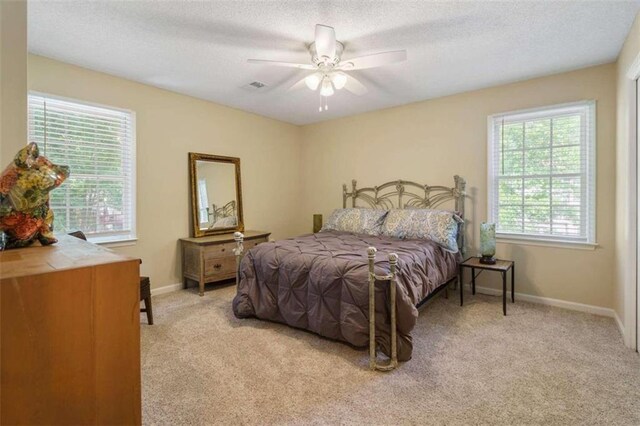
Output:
[{"xmin": 232, "ymin": 176, "xmax": 466, "ymax": 371}]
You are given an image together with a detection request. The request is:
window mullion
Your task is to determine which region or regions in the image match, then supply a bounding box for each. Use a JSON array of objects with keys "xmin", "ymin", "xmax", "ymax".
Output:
[
  {"xmin": 581, "ymin": 111, "xmax": 587, "ymax": 238},
  {"xmin": 521, "ymin": 121, "xmax": 525, "ymax": 234},
  {"xmin": 549, "ymin": 118, "xmax": 554, "ymax": 235}
]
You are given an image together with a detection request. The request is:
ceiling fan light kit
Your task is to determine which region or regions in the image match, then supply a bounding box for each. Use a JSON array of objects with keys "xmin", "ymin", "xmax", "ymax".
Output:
[
  {"xmin": 248, "ymin": 24, "xmax": 407, "ymax": 112},
  {"xmin": 304, "ymin": 72, "xmax": 322, "ymax": 91},
  {"xmin": 320, "ymin": 78, "xmax": 334, "ymax": 97},
  {"xmin": 330, "ymin": 72, "xmax": 347, "ymax": 90}
]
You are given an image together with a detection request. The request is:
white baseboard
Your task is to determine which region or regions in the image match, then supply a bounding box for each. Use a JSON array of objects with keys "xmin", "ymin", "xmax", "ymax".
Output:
[
  {"xmin": 466, "ymin": 284, "xmax": 617, "ymax": 319},
  {"xmin": 614, "ymin": 312, "xmax": 625, "ymax": 338},
  {"xmin": 151, "ymin": 282, "xmax": 183, "ymax": 296}
]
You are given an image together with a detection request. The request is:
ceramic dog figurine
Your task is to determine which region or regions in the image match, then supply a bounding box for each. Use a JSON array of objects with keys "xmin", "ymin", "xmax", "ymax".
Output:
[{"xmin": 0, "ymin": 143, "xmax": 69, "ymax": 249}]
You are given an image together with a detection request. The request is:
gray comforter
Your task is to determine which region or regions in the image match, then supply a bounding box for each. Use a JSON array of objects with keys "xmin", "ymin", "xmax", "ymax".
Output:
[{"xmin": 232, "ymin": 231, "xmax": 460, "ymax": 361}]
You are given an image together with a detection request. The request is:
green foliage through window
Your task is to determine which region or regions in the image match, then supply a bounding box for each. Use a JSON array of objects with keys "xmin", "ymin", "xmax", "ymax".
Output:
[
  {"xmin": 28, "ymin": 94, "xmax": 135, "ymax": 242},
  {"xmin": 489, "ymin": 102, "xmax": 595, "ymax": 243}
]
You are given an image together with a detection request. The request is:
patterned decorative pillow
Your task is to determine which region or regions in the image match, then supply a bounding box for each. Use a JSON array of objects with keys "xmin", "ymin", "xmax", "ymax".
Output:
[
  {"xmin": 321, "ymin": 208, "xmax": 389, "ymax": 236},
  {"xmin": 381, "ymin": 209, "xmax": 463, "ymax": 252}
]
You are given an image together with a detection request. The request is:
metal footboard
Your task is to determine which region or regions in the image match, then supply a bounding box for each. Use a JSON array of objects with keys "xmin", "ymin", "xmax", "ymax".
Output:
[
  {"xmin": 367, "ymin": 246, "xmax": 399, "ymax": 372},
  {"xmin": 234, "ymin": 232, "xmax": 245, "ymax": 284}
]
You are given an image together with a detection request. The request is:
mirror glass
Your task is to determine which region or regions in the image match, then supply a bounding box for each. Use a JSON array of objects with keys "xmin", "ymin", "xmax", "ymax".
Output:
[{"xmin": 189, "ymin": 153, "xmax": 243, "ymax": 237}]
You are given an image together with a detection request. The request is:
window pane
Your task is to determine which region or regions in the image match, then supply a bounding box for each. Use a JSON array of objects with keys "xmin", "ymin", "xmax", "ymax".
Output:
[
  {"xmin": 66, "ymin": 178, "xmax": 98, "ymax": 208},
  {"xmin": 552, "ymin": 177, "xmax": 581, "ymax": 205},
  {"xmin": 499, "ymin": 149, "xmax": 523, "ymax": 176},
  {"xmin": 68, "ymin": 207, "xmax": 98, "ymax": 234},
  {"xmin": 552, "ymin": 145, "xmax": 581, "ymax": 174},
  {"xmin": 49, "ymin": 187, "xmax": 66, "ymax": 207},
  {"xmin": 96, "ymin": 179, "xmax": 125, "ymax": 232},
  {"xmin": 498, "ymin": 205, "xmax": 522, "ymax": 233},
  {"xmin": 501, "ymin": 123, "xmax": 524, "ymax": 150},
  {"xmin": 524, "ymin": 148, "xmax": 551, "ymax": 175},
  {"xmin": 552, "ymin": 115, "xmax": 581, "ymax": 146},
  {"xmin": 523, "ymin": 178, "xmax": 550, "ymax": 205},
  {"xmin": 524, "ymin": 119, "xmax": 551, "ymax": 148},
  {"xmin": 498, "ymin": 178, "xmax": 523, "ymax": 204},
  {"xmin": 524, "ymin": 206, "xmax": 550, "ymax": 234},
  {"xmin": 52, "ymin": 209, "xmax": 67, "ymax": 233},
  {"xmin": 551, "ymin": 206, "xmax": 581, "ymax": 236}
]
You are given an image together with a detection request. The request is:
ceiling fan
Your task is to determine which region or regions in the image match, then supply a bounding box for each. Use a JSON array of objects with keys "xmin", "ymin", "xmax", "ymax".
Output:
[{"xmin": 247, "ymin": 24, "xmax": 407, "ymax": 111}]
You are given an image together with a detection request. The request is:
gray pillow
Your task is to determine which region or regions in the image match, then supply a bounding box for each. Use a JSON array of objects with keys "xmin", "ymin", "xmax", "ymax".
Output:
[
  {"xmin": 381, "ymin": 209, "xmax": 463, "ymax": 252},
  {"xmin": 321, "ymin": 208, "xmax": 389, "ymax": 236}
]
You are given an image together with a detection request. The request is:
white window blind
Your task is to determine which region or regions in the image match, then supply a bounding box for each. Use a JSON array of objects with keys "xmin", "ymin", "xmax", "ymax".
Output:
[
  {"xmin": 28, "ymin": 92, "xmax": 136, "ymax": 244},
  {"xmin": 488, "ymin": 101, "xmax": 596, "ymax": 245}
]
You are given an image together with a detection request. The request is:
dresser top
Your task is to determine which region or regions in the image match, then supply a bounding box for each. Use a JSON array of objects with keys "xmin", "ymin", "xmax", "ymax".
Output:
[
  {"xmin": 180, "ymin": 230, "xmax": 270, "ymax": 245},
  {"xmin": 0, "ymin": 234, "xmax": 139, "ymax": 280}
]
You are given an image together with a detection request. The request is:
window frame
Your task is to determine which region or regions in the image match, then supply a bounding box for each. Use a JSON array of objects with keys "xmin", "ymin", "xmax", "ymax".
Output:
[
  {"xmin": 27, "ymin": 91, "xmax": 137, "ymax": 246},
  {"xmin": 487, "ymin": 100, "xmax": 597, "ymax": 248}
]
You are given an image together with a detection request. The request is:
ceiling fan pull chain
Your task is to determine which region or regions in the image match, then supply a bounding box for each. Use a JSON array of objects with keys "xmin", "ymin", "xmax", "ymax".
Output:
[{"xmin": 318, "ymin": 92, "xmax": 322, "ymax": 112}]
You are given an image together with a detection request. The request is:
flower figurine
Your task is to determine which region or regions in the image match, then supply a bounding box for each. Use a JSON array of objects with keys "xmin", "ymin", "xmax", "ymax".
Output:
[{"xmin": 0, "ymin": 143, "xmax": 69, "ymax": 249}]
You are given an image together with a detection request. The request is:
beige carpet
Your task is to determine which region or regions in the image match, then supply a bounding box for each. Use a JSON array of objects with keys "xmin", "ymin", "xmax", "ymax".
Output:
[{"xmin": 141, "ymin": 284, "xmax": 640, "ymax": 425}]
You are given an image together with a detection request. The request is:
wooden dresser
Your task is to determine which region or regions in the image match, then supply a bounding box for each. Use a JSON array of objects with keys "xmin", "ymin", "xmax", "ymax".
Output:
[
  {"xmin": 0, "ymin": 235, "xmax": 141, "ymax": 425},
  {"xmin": 181, "ymin": 230, "xmax": 270, "ymax": 295}
]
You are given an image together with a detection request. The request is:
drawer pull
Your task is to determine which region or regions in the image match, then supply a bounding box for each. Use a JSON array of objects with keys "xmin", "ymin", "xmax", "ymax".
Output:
[
  {"xmin": 214, "ymin": 263, "xmax": 222, "ymax": 270},
  {"xmin": 221, "ymin": 248, "xmax": 225, "ymax": 252}
]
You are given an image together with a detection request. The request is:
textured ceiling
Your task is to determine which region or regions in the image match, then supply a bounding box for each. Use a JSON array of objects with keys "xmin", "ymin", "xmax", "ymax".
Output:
[{"xmin": 28, "ymin": 0, "xmax": 640, "ymax": 125}]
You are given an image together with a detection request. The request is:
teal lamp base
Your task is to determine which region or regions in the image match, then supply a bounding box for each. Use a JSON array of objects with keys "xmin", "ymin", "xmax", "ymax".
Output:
[
  {"xmin": 479, "ymin": 255, "xmax": 496, "ymax": 265},
  {"xmin": 479, "ymin": 222, "xmax": 497, "ymax": 265}
]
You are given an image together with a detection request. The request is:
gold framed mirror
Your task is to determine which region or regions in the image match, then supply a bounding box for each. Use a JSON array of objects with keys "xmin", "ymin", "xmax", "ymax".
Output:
[{"xmin": 189, "ymin": 153, "xmax": 244, "ymax": 237}]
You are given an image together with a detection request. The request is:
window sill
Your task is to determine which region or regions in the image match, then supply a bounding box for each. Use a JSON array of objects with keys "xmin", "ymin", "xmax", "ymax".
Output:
[
  {"xmin": 91, "ymin": 238, "xmax": 138, "ymax": 248},
  {"xmin": 496, "ymin": 236, "xmax": 598, "ymax": 251}
]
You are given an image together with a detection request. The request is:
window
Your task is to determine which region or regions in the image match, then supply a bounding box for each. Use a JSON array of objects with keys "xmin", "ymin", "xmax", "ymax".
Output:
[
  {"xmin": 197, "ymin": 179, "xmax": 209, "ymax": 226},
  {"xmin": 28, "ymin": 92, "xmax": 136, "ymax": 244},
  {"xmin": 488, "ymin": 101, "xmax": 596, "ymax": 246}
]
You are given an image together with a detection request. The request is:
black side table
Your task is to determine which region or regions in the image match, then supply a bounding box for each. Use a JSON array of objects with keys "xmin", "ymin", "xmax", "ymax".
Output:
[{"xmin": 459, "ymin": 257, "xmax": 515, "ymax": 315}]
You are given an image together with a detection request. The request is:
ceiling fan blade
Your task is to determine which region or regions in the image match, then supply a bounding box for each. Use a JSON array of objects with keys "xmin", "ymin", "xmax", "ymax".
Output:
[
  {"xmin": 247, "ymin": 59, "xmax": 316, "ymax": 70},
  {"xmin": 343, "ymin": 74, "xmax": 368, "ymax": 96},
  {"xmin": 338, "ymin": 50, "xmax": 407, "ymax": 70},
  {"xmin": 315, "ymin": 24, "xmax": 336, "ymax": 59}
]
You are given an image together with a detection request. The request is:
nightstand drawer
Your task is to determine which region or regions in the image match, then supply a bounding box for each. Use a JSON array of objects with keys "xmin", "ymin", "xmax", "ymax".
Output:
[
  {"xmin": 204, "ymin": 255, "xmax": 236, "ymax": 277},
  {"xmin": 203, "ymin": 242, "xmax": 235, "ymax": 260}
]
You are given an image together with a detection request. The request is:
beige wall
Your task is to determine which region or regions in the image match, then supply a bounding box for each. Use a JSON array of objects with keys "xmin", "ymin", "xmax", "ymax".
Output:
[
  {"xmin": 28, "ymin": 54, "xmax": 305, "ymax": 289},
  {"xmin": 0, "ymin": 0, "xmax": 27, "ymax": 165},
  {"xmin": 301, "ymin": 64, "xmax": 617, "ymax": 309},
  {"xmin": 24, "ymin": 53, "xmax": 621, "ymax": 310},
  {"xmin": 615, "ymin": 12, "xmax": 640, "ymax": 347}
]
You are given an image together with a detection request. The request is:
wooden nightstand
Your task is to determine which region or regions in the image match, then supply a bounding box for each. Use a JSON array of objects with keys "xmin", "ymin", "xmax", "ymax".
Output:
[
  {"xmin": 459, "ymin": 257, "xmax": 515, "ymax": 315},
  {"xmin": 180, "ymin": 230, "xmax": 270, "ymax": 296}
]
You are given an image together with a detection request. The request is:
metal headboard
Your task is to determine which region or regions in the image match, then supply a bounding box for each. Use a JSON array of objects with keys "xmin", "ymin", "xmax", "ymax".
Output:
[
  {"xmin": 342, "ymin": 175, "xmax": 467, "ymax": 254},
  {"xmin": 211, "ymin": 200, "xmax": 236, "ymax": 223}
]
